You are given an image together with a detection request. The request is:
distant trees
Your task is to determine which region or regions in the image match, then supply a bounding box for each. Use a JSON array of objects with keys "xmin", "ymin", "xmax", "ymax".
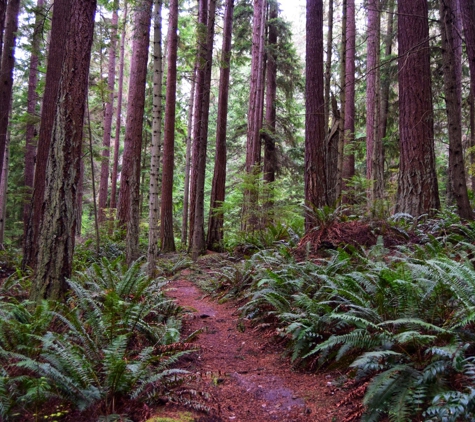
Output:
[{"xmin": 3, "ymin": 0, "xmax": 475, "ymax": 274}]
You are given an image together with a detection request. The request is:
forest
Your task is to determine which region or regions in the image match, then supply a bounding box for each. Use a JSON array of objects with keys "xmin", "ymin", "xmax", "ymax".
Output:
[{"xmin": 1, "ymin": 0, "xmax": 475, "ymax": 420}]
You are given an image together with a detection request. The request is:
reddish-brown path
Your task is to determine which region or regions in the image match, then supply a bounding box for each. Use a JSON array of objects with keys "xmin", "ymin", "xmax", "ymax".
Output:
[{"xmin": 165, "ymin": 271, "xmax": 349, "ymax": 422}]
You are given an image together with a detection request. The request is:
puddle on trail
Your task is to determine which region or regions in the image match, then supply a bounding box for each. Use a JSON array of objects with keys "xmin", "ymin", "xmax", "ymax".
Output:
[{"xmin": 231, "ymin": 372, "xmax": 305, "ymax": 410}]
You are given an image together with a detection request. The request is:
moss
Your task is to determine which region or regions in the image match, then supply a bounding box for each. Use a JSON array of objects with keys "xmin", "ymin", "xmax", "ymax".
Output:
[{"xmin": 145, "ymin": 412, "xmax": 194, "ymax": 422}]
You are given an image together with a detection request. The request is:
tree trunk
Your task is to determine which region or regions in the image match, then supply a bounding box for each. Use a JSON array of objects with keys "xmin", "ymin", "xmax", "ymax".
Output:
[
  {"xmin": 366, "ymin": 0, "xmax": 383, "ymax": 206},
  {"xmin": 148, "ymin": 0, "xmax": 163, "ymax": 276},
  {"xmin": 110, "ymin": 4, "xmax": 128, "ymax": 210},
  {"xmin": 0, "ymin": 130, "xmax": 9, "ymax": 249},
  {"xmin": 98, "ymin": 1, "xmax": 119, "ymax": 223},
  {"xmin": 31, "ymin": 0, "xmax": 96, "ymax": 302},
  {"xmin": 23, "ymin": 0, "xmax": 45, "ymax": 236},
  {"xmin": 263, "ymin": 1, "xmax": 277, "ymax": 185},
  {"xmin": 341, "ymin": 0, "xmax": 355, "ymax": 186},
  {"xmin": 22, "ymin": 0, "xmax": 72, "ymax": 270},
  {"xmin": 188, "ymin": 0, "xmax": 208, "ymax": 248},
  {"xmin": 324, "ymin": 0, "xmax": 333, "ymax": 132},
  {"xmin": 333, "ymin": 0, "xmax": 346, "ymax": 204},
  {"xmin": 243, "ymin": 0, "xmax": 266, "ymax": 231},
  {"xmin": 181, "ymin": 66, "xmax": 196, "ymax": 247},
  {"xmin": 460, "ymin": 0, "xmax": 475, "ymax": 97},
  {"xmin": 207, "ymin": 0, "xmax": 234, "ymax": 251},
  {"xmin": 0, "ymin": 0, "xmax": 6, "ymax": 60},
  {"xmin": 117, "ymin": 0, "xmax": 153, "ymax": 264},
  {"xmin": 191, "ymin": 0, "xmax": 217, "ymax": 260},
  {"xmin": 160, "ymin": 0, "xmax": 178, "ymax": 253},
  {"xmin": 471, "ymin": 91, "xmax": 475, "ymax": 194},
  {"xmin": 0, "ymin": 0, "xmax": 20, "ymax": 183},
  {"xmin": 440, "ymin": 0, "xmax": 473, "ymax": 219},
  {"xmin": 379, "ymin": 0, "xmax": 394, "ymax": 144},
  {"xmin": 395, "ymin": 0, "xmax": 439, "ymax": 216},
  {"xmin": 305, "ymin": 0, "xmax": 327, "ymax": 229},
  {"xmin": 246, "ymin": 0, "xmax": 266, "ymax": 173}
]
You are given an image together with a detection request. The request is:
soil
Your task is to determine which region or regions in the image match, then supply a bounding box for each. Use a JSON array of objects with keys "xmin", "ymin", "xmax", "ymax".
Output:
[{"xmin": 160, "ymin": 267, "xmax": 353, "ymax": 422}]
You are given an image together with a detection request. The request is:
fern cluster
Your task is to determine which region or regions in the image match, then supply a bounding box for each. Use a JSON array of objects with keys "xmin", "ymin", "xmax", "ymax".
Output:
[
  {"xmin": 224, "ymin": 233, "xmax": 475, "ymax": 421},
  {"xmin": 0, "ymin": 258, "xmax": 195, "ymax": 420}
]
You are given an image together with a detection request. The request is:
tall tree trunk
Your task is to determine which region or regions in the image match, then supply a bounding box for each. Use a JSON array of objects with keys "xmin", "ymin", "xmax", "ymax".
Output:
[
  {"xmin": 460, "ymin": 0, "xmax": 475, "ymax": 98},
  {"xmin": 148, "ymin": 0, "xmax": 163, "ymax": 276},
  {"xmin": 245, "ymin": 0, "xmax": 266, "ymax": 172},
  {"xmin": 324, "ymin": 0, "xmax": 333, "ymax": 131},
  {"xmin": 0, "ymin": 130, "xmax": 8, "ymax": 249},
  {"xmin": 117, "ymin": 0, "xmax": 153, "ymax": 264},
  {"xmin": 263, "ymin": 1, "xmax": 277, "ymax": 185},
  {"xmin": 31, "ymin": 0, "xmax": 96, "ymax": 302},
  {"xmin": 98, "ymin": 1, "xmax": 119, "ymax": 223},
  {"xmin": 471, "ymin": 91, "xmax": 475, "ymax": 194},
  {"xmin": 366, "ymin": 0, "xmax": 383, "ymax": 205},
  {"xmin": 379, "ymin": 0, "xmax": 394, "ymax": 143},
  {"xmin": 341, "ymin": 0, "xmax": 355, "ymax": 187},
  {"xmin": 23, "ymin": 0, "xmax": 45, "ymax": 235},
  {"xmin": 188, "ymin": 0, "xmax": 208, "ymax": 248},
  {"xmin": 305, "ymin": 0, "xmax": 327, "ymax": 229},
  {"xmin": 243, "ymin": 0, "xmax": 266, "ymax": 231},
  {"xmin": 160, "ymin": 0, "xmax": 178, "ymax": 253},
  {"xmin": 191, "ymin": 0, "xmax": 217, "ymax": 259},
  {"xmin": 110, "ymin": 4, "xmax": 128, "ymax": 210},
  {"xmin": 181, "ymin": 66, "xmax": 196, "ymax": 247},
  {"xmin": 0, "ymin": 0, "xmax": 6, "ymax": 60},
  {"xmin": 0, "ymin": 0, "xmax": 20, "ymax": 183},
  {"xmin": 335, "ymin": 0, "xmax": 346, "ymax": 203},
  {"xmin": 395, "ymin": 0, "xmax": 439, "ymax": 216},
  {"xmin": 440, "ymin": 0, "xmax": 473, "ymax": 219},
  {"xmin": 207, "ymin": 0, "xmax": 234, "ymax": 251},
  {"xmin": 23, "ymin": 0, "xmax": 72, "ymax": 270}
]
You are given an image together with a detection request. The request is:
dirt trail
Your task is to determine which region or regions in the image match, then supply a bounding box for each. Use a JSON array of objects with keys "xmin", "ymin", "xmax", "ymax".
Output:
[{"xmin": 166, "ymin": 273, "xmax": 348, "ymax": 422}]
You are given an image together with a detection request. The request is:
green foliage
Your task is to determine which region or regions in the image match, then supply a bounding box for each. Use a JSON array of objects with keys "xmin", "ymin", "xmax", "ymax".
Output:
[
  {"xmin": 0, "ymin": 258, "xmax": 194, "ymax": 419},
  {"xmin": 212, "ymin": 230, "xmax": 475, "ymax": 420}
]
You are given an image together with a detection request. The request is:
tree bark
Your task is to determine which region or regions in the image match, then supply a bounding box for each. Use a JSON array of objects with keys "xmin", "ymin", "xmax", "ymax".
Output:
[
  {"xmin": 160, "ymin": 0, "xmax": 178, "ymax": 253},
  {"xmin": 181, "ymin": 66, "xmax": 196, "ymax": 247},
  {"xmin": 117, "ymin": 0, "xmax": 153, "ymax": 264},
  {"xmin": 305, "ymin": 0, "xmax": 327, "ymax": 229},
  {"xmin": 263, "ymin": 1, "xmax": 277, "ymax": 185},
  {"xmin": 366, "ymin": 0, "xmax": 383, "ymax": 205},
  {"xmin": 0, "ymin": 0, "xmax": 20, "ymax": 184},
  {"xmin": 191, "ymin": 0, "xmax": 217, "ymax": 260},
  {"xmin": 98, "ymin": 1, "xmax": 119, "ymax": 223},
  {"xmin": 0, "ymin": 0, "xmax": 6, "ymax": 60},
  {"xmin": 207, "ymin": 0, "xmax": 234, "ymax": 251},
  {"xmin": 188, "ymin": 0, "xmax": 208, "ymax": 248},
  {"xmin": 341, "ymin": 0, "xmax": 355, "ymax": 188},
  {"xmin": 110, "ymin": 4, "xmax": 128, "ymax": 210},
  {"xmin": 23, "ymin": 0, "xmax": 45, "ymax": 236},
  {"xmin": 246, "ymin": 0, "xmax": 266, "ymax": 173},
  {"xmin": 395, "ymin": 0, "xmax": 439, "ymax": 216},
  {"xmin": 148, "ymin": 0, "xmax": 163, "ymax": 276},
  {"xmin": 379, "ymin": 0, "xmax": 394, "ymax": 143},
  {"xmin": 324, "ymin": 0, "xmax": 333, "ymax": 132},
  {"xmin": 330, "ymin": 0, "xmax": 346, "ymax": 204},
  {"xmin": 460, "ymin": 0, "xmax": 475, "ymax": 97},
  {"xmin": 0, "ymin": 129, "xmax": 8, "ymax": 249},
  {"xmin": 23, "ymin": 0, "xmax": 72, "ymax": 270},
  {"xmin": 440, "ymin": 0, "xmax": 473, "ymax": 219},
  {"xmin": 31, "ymin": 0, "xmax": 96, "ymax": 301}
]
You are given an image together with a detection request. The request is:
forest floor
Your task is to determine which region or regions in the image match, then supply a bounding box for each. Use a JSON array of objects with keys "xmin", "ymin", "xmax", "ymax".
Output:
[{"xmin": 152, "ymin": 261, "xmax": 354, "ymax": 422}]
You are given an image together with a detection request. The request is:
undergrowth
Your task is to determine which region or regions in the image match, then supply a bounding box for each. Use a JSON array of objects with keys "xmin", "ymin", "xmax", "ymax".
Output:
[
  {"xmin": 0, "ymin": 258, "xmax": 201, "ymax": 421},
  {"xmin": 205, "ymin": 216, "xmax": 475, "ymax": 421}
]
